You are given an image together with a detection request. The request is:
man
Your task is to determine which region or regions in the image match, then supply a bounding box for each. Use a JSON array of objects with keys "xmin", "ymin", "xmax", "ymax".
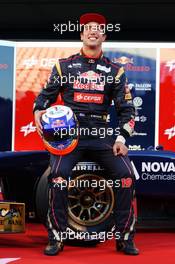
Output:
[{"xmin": 33, "ymin": 13, "xmax": 139, "ymax": 256}]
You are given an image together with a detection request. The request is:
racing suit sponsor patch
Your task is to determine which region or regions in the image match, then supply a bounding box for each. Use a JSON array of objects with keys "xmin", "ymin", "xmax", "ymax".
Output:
[
  {"xmin": 73, "ymin": 80, "xmax": 104, "ymax": 91},
  {"xmin": 74, "ymin": 92, "xmax": 104, "ymax": 104},
  {"xmin": 125, "ymin": 92, "xmax": 132, "ymax": 100},
  {"xmin": 96, "ymin": 64, "xmax": 111, "ymax": 73}
]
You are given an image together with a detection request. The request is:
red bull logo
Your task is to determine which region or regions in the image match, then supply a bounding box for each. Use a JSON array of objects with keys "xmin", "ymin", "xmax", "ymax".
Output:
[
  {"xmin": 57, "ymin": 144, "xmax": 66, "ymax": 149},
  {"xmin": 79, "ymin": 71, "xmax": 101, "ymax": 81},
  {"xmin": 112, "ymin": 56, "xmax": 134, "ymax": 65},
  {"xmin": 51, "ymin": 119, "xmax": 65, "ymax": 128},
  {"xmin": 74, "ymin": 71, "xmax": 105, "ymax": 91}
]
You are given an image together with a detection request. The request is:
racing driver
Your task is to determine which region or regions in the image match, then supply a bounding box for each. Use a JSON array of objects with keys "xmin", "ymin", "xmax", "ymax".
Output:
[{"xmin": 33, "ymin": 13, "xmax": 139, "ymax": 256}]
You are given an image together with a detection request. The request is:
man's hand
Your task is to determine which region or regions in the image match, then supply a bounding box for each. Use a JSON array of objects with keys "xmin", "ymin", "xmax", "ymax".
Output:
[
  {"xmin": 34, "ymin": 110, "xmax": 46, "ymax": 137},
  {"xmin": 113, "ymin": 141, "xmax": 128, "ymax": 156}
]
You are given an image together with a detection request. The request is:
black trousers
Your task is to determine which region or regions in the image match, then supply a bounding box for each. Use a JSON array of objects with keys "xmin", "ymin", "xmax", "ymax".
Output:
[{"xmin": 46, "ymin": 137, "xmax": 136, "ymax": 242}]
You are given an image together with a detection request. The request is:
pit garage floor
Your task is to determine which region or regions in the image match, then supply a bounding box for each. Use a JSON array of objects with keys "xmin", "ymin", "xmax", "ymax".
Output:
[{"xmin": 0, "ymin": 224, "xmax": 175, "ymax": 264}]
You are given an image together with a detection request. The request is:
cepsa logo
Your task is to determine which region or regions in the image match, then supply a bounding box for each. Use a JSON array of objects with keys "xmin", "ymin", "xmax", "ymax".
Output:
[
  {"xmin": 22, "ymin": 57, "xmax": 58, "ymax": 68},
  {"xmin": 74, "ymin": 92, "xmax": 104, "ymax": 104},
  {"xmin": 0, "ymin": 64, "xmax": 8, "ymax": 70},
  {"xmin": 112, "ymin": 56, "xmax": 150, "ymax": 72}
]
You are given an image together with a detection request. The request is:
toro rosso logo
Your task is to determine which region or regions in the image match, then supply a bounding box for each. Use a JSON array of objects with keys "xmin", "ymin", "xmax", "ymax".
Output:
[{"xmin": 74, "ymin": 92, "xmax": 104, "ymax": 104}]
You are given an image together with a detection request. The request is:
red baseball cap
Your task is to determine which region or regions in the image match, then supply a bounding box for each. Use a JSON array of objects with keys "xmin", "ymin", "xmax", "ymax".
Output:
[{"xmin": 80, "ymin": 13, "xmax": 106, "ymax": 25}]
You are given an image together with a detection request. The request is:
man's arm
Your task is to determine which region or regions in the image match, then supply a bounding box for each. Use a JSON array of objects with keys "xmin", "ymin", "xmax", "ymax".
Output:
[
  {"xmin": 112, "ymin": 67, "xmax": 135, "ymax": 156},
  {"xmin": 33, "ymin": 62, "xmax": 62, "ymax": 136}
]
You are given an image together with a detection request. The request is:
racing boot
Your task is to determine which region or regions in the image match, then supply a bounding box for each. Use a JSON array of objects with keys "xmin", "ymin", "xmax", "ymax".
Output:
[
  {"xmin": 44, "ymin": 240, "xmax": 64, "ymax": 256},
  {"xmin": 116, "ymin": 240, "xmax": 139, "ymax": 255}
]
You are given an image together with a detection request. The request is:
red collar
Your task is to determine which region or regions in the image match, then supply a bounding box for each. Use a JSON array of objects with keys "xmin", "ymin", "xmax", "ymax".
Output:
[{"xmin": 80, "ymin": 48, "xmax": 103, "ymax": 59}]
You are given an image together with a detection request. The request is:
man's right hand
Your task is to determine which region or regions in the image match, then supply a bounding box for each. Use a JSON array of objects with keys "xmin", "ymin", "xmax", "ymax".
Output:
[{"xmin": 34, "ymin": 110, "xmax": 46, "ymax": 137}]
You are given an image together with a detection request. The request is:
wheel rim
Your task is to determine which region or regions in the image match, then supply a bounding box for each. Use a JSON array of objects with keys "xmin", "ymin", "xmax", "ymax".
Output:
[{"xmin": 68, "ymin": 174, "xmax": 114, "ymax": 226}]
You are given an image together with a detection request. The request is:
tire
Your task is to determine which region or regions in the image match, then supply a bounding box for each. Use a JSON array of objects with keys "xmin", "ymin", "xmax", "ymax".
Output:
[
  {"xmin": 35, "ymin": 166, "xmax": 50, "ymax": 224},
  {"xmin": 35, "ymin": 162, "xmax": 115, "ymax": 244}
]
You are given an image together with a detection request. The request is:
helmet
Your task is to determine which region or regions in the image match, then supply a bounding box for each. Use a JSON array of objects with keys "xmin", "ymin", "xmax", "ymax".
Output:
[{"xmin": 41, "ymin": 105, "xmax": 79, "ymax": 155}]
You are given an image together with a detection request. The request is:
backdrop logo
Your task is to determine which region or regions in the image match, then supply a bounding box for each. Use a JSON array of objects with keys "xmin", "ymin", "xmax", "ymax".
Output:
[
  {"xmin": 133, "ymin": 97, "xmax": 143, "ymax": 108},
  {"xmin": 125, "ymin": 65, "xmax": 150, "ymax": 72},
  {"xmin": 165, "ymin": 60, "xmax": 175, "ymax": 72},
  {"xmin": 0, "ymin": 64, "xmax": 8, "ymax": 70},
  {"xmin": 128, "ymin": 83, "xmax": 135, "ymax": 90},
  {"xmin": 23, "ymin": 57, "xmax": 58, "ymax": 68},
  {"xmin": 128, "ymin": 82, "xmax": 152, "ymax": 91},
  {"xmin": 22, "ymin": 56, "xmax": 38, "ymax": 68},
  {"xmin": 112, "ymin": 56, "xmax": 134, "ymax": 65},
  {"xmin": 164, "ymin": 125, "xmax": 175, "ymax": 140},
  {"xmin": 20, "ymin": 122, "xmax": 36, "ymax": 136},
  {"xmin": 135, "ymin": 115, "xmax": 147, "ymax": 122}
]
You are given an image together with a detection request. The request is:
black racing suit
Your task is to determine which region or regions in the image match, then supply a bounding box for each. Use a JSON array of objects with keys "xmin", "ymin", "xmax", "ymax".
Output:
[{"xmin": 33, "ymin": 51, "xmax": 136, "ymax": 243}]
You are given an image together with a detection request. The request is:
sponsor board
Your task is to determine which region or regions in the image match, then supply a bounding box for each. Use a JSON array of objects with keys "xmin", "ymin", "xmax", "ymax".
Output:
[{"xmin": 11, "ymin": 45, "xmax": 156, "ymax": 150}]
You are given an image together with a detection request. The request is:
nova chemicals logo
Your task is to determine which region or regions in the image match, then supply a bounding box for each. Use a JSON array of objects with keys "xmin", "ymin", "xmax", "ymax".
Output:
[
  {"xmin": 141, "ymin": 162, "xmax": 175, "ymax": 181},
  {"xmin": 142, "ymin": 162, "xmax": 175, "ymax": 172}
]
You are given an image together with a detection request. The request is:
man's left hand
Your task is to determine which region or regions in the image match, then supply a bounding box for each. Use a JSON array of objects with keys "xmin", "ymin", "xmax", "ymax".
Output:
[{"xmin": 113, "ymin": 142, "xmax": 128, "ymax": 156}]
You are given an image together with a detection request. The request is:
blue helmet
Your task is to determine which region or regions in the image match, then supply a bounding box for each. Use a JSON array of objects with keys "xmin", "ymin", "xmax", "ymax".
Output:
[{"xmin": 41, "ymin": 105, "xmax": 79, "ymax": 155}]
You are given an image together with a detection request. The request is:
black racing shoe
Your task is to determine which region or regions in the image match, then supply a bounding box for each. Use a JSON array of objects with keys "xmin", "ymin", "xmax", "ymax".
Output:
[
  {"xmin": 116, "ymin": 240, "xmax": 139, "ymax": 255},
  {"xmin": 44, "ymin": 240, "xmax": 64, "ymax": 256}
]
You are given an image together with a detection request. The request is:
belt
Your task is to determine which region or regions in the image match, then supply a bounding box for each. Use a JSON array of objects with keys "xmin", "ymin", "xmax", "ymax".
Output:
[{"xmin": 76, "ymin": 113, "xmax": 107, "ymax": 121}]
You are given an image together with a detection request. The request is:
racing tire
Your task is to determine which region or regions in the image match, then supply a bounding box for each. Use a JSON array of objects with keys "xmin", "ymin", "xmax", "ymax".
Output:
[{"xmin": 35, "ymin": 163, "xmax": 115, "ymax": 245}]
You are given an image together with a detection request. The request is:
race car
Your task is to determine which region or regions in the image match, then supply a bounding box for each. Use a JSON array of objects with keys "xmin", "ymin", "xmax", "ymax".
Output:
[{"xmin": 0, "ymin": 148, "xmax": 175, "ymax": 243}]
